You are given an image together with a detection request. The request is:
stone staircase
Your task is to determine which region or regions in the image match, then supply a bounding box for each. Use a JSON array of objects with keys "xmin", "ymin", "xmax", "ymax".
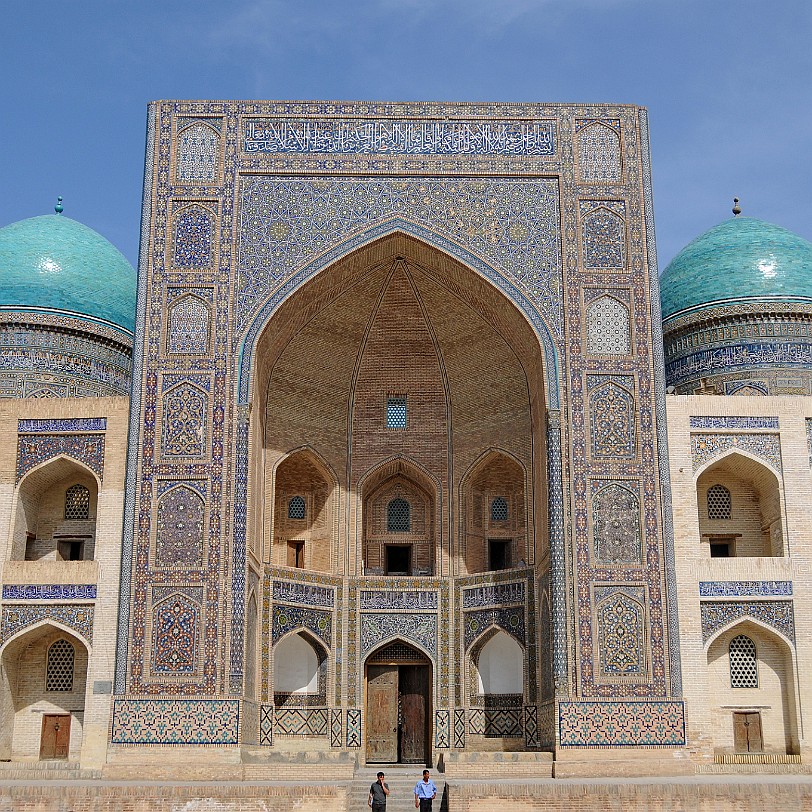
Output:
[
  {"xmin": 350, "ymin": 765, "xmax": 447, "ymax": 812},
  {"xmin": 0, "ymin": 759, "xmax": 102, "ymax": 780}
]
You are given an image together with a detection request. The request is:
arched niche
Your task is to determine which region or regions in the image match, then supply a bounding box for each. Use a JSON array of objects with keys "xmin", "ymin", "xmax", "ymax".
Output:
[
  {"xmin": 473, "ymin": 629, "xmax": 524, "ymax": 695},
  {"xmin": 696, "ymin": 452, "xmax": 784, "ymax": 557},
  {"xmin": 360, "ymin": 458, "xmax": 437, "ymax": 576},
  {"xmin": 0, "ymin": 625, "xmax": 89, "ymax": 761},
  {"xmin": 244, "ymin": 231, "xmax": 549, "ymax": 581},
  {"xmin": 10, "ymin": 458, "xmax": 99, "ymax": 562},
  {"xmin": 268, "ymin": 448, "xmax": 338, "ymax": 573},
  {"xmin": 460, "ymin": 450, "xmax": 527, "ymax": 574},
  {"xmin": 706, "ymin": 621, "xmax": 798, "ymax": 755},
  {"xmin": 273, "ymin": 631, "xmax": 327, "ymax": 706}
]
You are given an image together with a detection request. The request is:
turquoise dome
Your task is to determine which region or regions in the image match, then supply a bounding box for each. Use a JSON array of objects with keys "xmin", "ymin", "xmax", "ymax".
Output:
[
  {"xmin": 660, "ymin": 217, "xmax": 812, "ymax": 322},
  {"xmin": 0, "ymin": 214, "xmax": 136, "ymax": 333}
]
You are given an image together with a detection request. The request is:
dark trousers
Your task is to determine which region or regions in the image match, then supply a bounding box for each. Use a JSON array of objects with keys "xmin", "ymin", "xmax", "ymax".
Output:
[{"xmin": 419, "ymin": 800, "xmax": 433, "ymax": 812}]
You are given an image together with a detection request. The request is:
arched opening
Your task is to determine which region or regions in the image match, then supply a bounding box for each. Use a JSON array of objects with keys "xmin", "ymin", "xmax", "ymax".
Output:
[
  {"xmin": 706, "ymin": 621, "xmax": 798, "ymax": 755},
  {"xmin": 696, "ymin": 453, "xmax": 783, "ymax": 557},
  {"xmin": 365, "ymin": 639, "xmax": 432, "ymax": 765},
  {"xmin": 248, "ymin": 232, "xmax": 549, "ymax": 580},
  {"xmin": 269, "ymin": 449, "xmax": 337, "ymax": 572},
  {"xmin": 0, "ymin": 625, "xmax": 89, "ymax": 761},
  {"xmin": 461, "ymin": 450, "xmax": 527, "ymax": 574},
  {"xmin": 11, "ymin": 458, "xmax": 99, "ymax": 562},
  {"xmin": 468, "ymin": 628, "xmax": 526, "ymax": 744}
]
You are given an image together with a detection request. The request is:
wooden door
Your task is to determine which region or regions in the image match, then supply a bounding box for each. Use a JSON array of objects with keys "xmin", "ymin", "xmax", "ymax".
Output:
[
  {"xmin": 399, "ymin": 665, "xmax": 429, "ymax": 763},
  {"xmin": 367, "ymin": 665, "xmax": 399, "ymax": 762},
  {"xmin": 733, "ymin": 712, "xmax": 763, "ymax": 753},
  {"xmin": 40, "ymin": 714, "xmax": 70, "ymax": 760}
]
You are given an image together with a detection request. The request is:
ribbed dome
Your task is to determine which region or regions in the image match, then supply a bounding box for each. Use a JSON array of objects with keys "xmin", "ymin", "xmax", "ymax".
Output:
[
  {"xmin": 660, "ymin": 217, "xmax": 812, "ymax": 323},
  {"xmin": 0, "ymin": 214, "xmax": 136, "ymax": 333}
]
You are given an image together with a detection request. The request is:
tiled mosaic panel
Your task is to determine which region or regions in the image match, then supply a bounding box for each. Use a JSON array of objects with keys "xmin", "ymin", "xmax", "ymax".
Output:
[
  {"xmin": 274, "ymin": 707, "xmax": 328, "ymax": 736},
  {"xmin": 273, "ymin": 580, "xmax": 335, "ymax": 607},
  {"xmin": 330, "ymin": 708, "xmax": 342, "ymax": 747},
  {"xmin": 259, "ymin": 704, "xmax": 273, "ymax": 746},
  {"xmin": 167, "ymin": 296, "xmax": 211, "ymax": 354},
  {"xmin": 17, "ymin": 433, "xmax": 105, "ymax": 481},
  {"xmin": 580, "ymin": 201, "xmax": 626, "ymax": 270},
  {"xmin": 699, "ymin": 581, "xmax": 792, "ymax": 597},
  {"xmin": 592, "ymin": 483, "xmax": 641, "ymax": 565},
  {"xmin": 272, "ymin": 605, "xmax": 332, "ymax": 648},
  {"xmin": 536, "ymin": 700, "xmax": 556, "ymax": 750},
  {"xmin": 111, "ymin": 699, "xmax": 239, "ymax": 745},
  {"xmin": 558, "ymin": 701, "xmax": 685, "ymax": 747},
  {"xmin": 462, "ymin": 581, "xmax": 524, "ymax": 609},
  {"xmin": 453, "ymin": 709, "xmax": 466, "ymax": 748},
  {"xmin": 155, "ymin": 486, "xmax": 205, "ymax": 567},
  {"xmin": 360, "ymin": 590, "xmax": 438, "ymax": 610},
  {"xmin": 176, "ymin": 122, "xmax": 220, "ymax": 183},
  {"xmin": 524, "ymin": 705, "xmax": 540, "ymax": 748},
  {"xmin": 1, "ymin": 604, "xmax": 93, "ymax": 645},
  {"xmin": 588, "ymin": 378, "xmax": 636, "ymax": 458},
  {"xmin": 691, "ymin": 433, "xmax": 782, "ymax": 473},
  {"xmin": 346, "ymin": 708, "xmax": 361, "ymax": 748},
  {"xmin": 360, "ymin": 613, "xmax": 437, "ymax": 657},
  {"xmin": 586, "ymin": 295, "xmax": 631, "ymax": 356},
  {"xmin": 2, "ymin": 584, "xmax": 96, "ymax": 600},
  {"xmin": 468, "ymin": 708, "xmax": 523, "ymax": 738},
  {"xmin": 172, "ymin": 205, "xmax": 214, "ymax": 269},
  {"xmin": 464, "ymin": 607, "xmax": 525, "ymax": 649},
  {"xmin": 700, "ymin": 600, "xmax": 795, "ymax": 643},
  {"xmin": 237, "ymin": 177, "xmax": 563, "ymax": 336},
  {"xmin": 575, "ymin": 120, "xmax": 621, "ymax": 182},
  {"xmin": 161, "ymin": 383, "xmax": 207, "ymax": 457},
  {"xmin": 595, "ymin": 589, "xmax": 646, "ymax": 677},
  {"xmin": 151, "ymin": 597, "xmax": 199, "ymax": 674},
  {"xmin": 435, "ymin": 710, "xmax": 450, "ymax": 748}
]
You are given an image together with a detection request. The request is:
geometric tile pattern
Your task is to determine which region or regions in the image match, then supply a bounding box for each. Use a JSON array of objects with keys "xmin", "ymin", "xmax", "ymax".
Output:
[
  {"xmin": 468, "ymin": 708, "xmax": 523, "ymax": 738},
  {"xmin": 435, "ymin": 709, "xmax": 450, "ymax": 748},
  {"xmin": 581, "ymin": 203, "xmax": 626, "ymax": 270},
  {"xmin": 172, "ymin": 205, "xmax": 214, "ymax": 269},
  {"xmin": 346, "ymin": 708, "xmax": 361, "ymax": 748},
  {"xmin": 237, "ymin": 176, "xmax": 563, "ymax": 337},
  {"xmin": 592, "ymin": 483, "xmax": 641, "ymax": 565},
  {"xmin": 151, "ymin": 596, "xmax": 199, "ymax": 674},
  {"xmin": 700, "ymin": 600, "xmax": 795, "ymax": 644},
  {"xmin": 167, "ymin": 296, "xmax": 211, "ymax": 354},
  {"xmin": 110, "ymin": 699, "xmax": 239, "ymax": 745},
  {"xmin": 16, "ymin": 433, "xmax": 105, "ymax": 482},
  {"xmin": 558, "ymin": 701, "xmax": 685, "ymax": 747},
  {"xmin": 155, "ymin": 485, "xmax": 205, "ymax": 567},
  {"xmin": 274, "ymin": 707, "xmax": 328, "ymax": 736},
  {"xmin": 1, "ymin": 603, "xmax": 93, "ymax": 646},
  {"xmin": 575, "ymin": 120, "xmax": 621, "ymax": 183},
  {"xmin": 691, "ymin": 432, "xmax": 782, "ymax": 473},
  {"xmin": 524, "ymin": 704, "xmax": 540, "ymax": 748},
  {"xmin": 259, "ymin": 704, "xmax": 273, "ymax": 746},
  {"xmin": 536, "ymin": 700, "xmax": 556, "ymax": 750},
  {"xmin": 453, "ymin": 709, "xmax": 466, "ymax": 749},
  {"xmin": 589, "ymin": 379, "xmax": 636, "ymax": 458},
  {"xmin": 330, "ymin": 708, "xmax": 342, "ymax": 747},
  {"xmin": 586, "ymin": 295, "xmax": 631, "ymax": 356},
  {"xmin": 161, "ymin": 383, "xmax": 207, "ymax": 457},
  {"xmin": 176, "ymin": 122, "xmax": 220, "ymax": 183},
  {"xmin": 699, "ymin": 581, "xmax": 792, "ymax": 598},
  {"xmin": 595, "ymin": 589, "xmax": 645, "ymax": 676}
]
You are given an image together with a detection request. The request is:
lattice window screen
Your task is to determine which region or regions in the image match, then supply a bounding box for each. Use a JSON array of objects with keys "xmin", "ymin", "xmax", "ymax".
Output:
[
  {"xmin": 46, "ymin": 639, "xmax": 75, "ymax": 691},
  {"xmin": 729, "ymin": 635, "xmax": 758, "ymax": 688},
  {"xmin": 707, "ymin": 484, "xmax": 732, "ymax": 520}
]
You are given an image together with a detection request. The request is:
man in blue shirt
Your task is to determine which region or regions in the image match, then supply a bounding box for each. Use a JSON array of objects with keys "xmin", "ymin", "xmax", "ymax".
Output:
[{"xmin": 414, "ymin": 769, "xmax": 437, "ymax": 811}]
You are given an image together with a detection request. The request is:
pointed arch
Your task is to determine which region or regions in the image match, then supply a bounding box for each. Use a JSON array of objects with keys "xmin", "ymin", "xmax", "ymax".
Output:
[
  {"xmin": 154, "ymin": 485, "xmax": 205, "ymax": 567},
  {"xmin": 591, "ymin": 482, "xmax": 642, "ymax": 564},
  {"xmin": 576, "ymin": 121, "xmax": 622, "ymax": 183},
  {"xmin": 151, "ymin": 593, "xmax": 200, "ymax": 674},
  {"xmin": 586, "ymin": 294, "xmax": 630, "ymax": 356},
  {"xmin": 167, "ymin": 294, "xmax": 211, "ymax": 354},
  {"xmin": 175, "ymin": 121, "xmax": 221, "ymax": 183},
  {"xmin": 595, "ymin": 590, "xmax": 646, "ymax": 677},
  {"xmin": 470, "ymin": 628, "xmax": 524, "ymax": 695},
  {"xmin": 589, "ymin": 380, "xmax": 636, "ymax": 458},
  {"xmin": 161, "ymin": 381, "xmax": 208, "ymax": 457}
]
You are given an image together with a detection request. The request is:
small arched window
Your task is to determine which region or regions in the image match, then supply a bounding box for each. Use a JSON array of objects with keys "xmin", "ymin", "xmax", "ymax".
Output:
[
  {"xmin": 46, "ymin": 639, "xmax": 75, "ymax": 691},
  {"xmin": 729, "ymin": 635, "xmax": 758, "ymax": 688},
  {"xmin": 64, "ymin": 484, "xmax": 90, "ymax": 520},
  {"xmin": 288, "ymin": 496, "xmax": 306, "ymax": 520},
  {"xmin": 490, "ymin": 497, "xmax": 509, "ymax": 522},
  {"xmin": 707, "ymin": 484, "xmax": 732, "ymax": 520},
  {"xmin": 387, "ymin": 498, "xmax": 411, "ymax": 532}
]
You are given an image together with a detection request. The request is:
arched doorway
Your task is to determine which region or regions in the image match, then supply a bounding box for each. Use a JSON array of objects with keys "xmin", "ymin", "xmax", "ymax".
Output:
[{"xmin": 365, "ymin": 640, "xmax": 432, "ymax": 765}]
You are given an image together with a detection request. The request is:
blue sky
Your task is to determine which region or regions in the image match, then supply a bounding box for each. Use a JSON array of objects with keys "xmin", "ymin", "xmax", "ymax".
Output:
[{"xmin": 2, "ymin": 0, "xmax": 810, "ymax": 271}]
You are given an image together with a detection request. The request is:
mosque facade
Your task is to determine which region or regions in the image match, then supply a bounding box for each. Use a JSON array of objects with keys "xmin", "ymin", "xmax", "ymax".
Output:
[{"xmin": 0, "ymin": 100, "xmax": 809, "ymax": 777}]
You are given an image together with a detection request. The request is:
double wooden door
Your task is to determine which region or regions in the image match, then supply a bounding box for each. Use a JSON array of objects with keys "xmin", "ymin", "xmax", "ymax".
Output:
[
  {"xmin": 366, "ymin": 664, "xmax": 429, "ymax": 764},
  {"xmin": 733, "ymin": 712, "xmax": 763, "ymax": 753},
  {"xmin": 40, "ymin": 714, "xmax": 70, "ymax": 760}
]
